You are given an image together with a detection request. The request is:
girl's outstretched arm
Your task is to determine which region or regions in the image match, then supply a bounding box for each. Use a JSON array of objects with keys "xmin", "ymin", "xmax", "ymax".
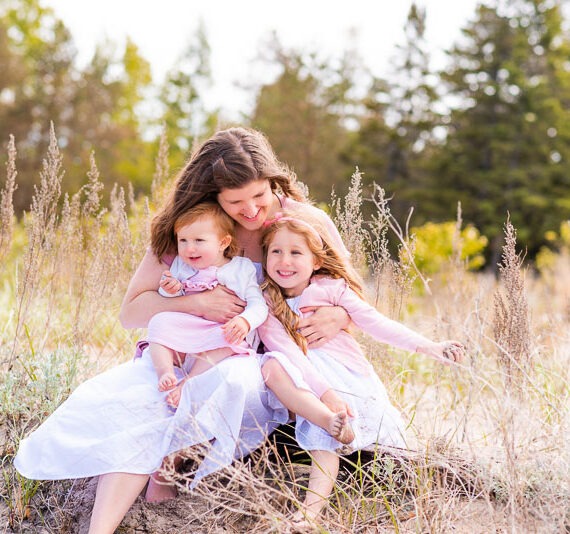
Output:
[{"xmin": 334, "ymin": 279, "xmax": 464, "ymax": 362}]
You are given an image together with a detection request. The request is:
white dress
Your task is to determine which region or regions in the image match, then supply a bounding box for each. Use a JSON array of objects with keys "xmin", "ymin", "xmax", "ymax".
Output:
[
  {"xmin": 15, "ymin": 262, "xmax": 289, "ymax": 487},
  {"xmin": 263, "ymin": 295, "xmax": 407, "ymax": 454}
]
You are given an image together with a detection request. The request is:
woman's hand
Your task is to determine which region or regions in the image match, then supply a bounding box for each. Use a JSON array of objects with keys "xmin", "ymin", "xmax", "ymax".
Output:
[
  {"xmin": 193, "ymin": 285, "xmax": 246, "ymax": 323},
  {"xmin": 297, "ymin": 306, "xmax": 351, "ymax": 348}
]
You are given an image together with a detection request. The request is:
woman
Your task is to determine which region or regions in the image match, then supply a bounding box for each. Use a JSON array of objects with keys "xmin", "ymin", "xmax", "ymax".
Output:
[{"xmin": 14, "ymin": 127, "xmax": 350, "ymax": 534}]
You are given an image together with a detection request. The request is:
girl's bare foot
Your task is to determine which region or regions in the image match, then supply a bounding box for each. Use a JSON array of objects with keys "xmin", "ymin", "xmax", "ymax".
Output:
[
  {"xmin": 290, "ymin": 508, "xmax": 318, "ymax": 532},
  {"xmin": 327, "ymin": 410, "xmax": 355, "ymax": 445},
  {"xmin": 158, "ymin": 372, "xmax": 177, "ymax": 392},
  {"xmin": 145, "ymin": 473, "xmax": 178, "ymax": 503}
]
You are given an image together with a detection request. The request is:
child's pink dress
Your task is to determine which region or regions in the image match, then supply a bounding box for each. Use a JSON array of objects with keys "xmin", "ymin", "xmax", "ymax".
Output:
[
  {"xmin": 259, "ymin": 276, "xmax": 436, "ymax": 453},
  {"xmin": 147, "ymin": 255, "xmax": 267, "ymax": 356}
]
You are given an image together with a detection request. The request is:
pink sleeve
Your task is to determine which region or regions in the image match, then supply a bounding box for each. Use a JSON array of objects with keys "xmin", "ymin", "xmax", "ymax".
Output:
[
  {"xmin": 258, "ymin": 312, "xmax": 332, "ymax": 398},
  {"xmin": 337, "ymin": 283, "xmax": 435, "ymax": 353}
]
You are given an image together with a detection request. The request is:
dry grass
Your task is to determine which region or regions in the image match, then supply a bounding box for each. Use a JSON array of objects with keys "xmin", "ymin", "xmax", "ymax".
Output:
[{"xmin": 1, "ymin": 129, "xmax": 568, "ymax": 533}]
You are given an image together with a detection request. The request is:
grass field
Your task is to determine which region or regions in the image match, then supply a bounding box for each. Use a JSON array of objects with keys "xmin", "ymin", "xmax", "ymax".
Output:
[{"xmin": 1, "ymin": 131, "xmax": 568, "ymax": 533}]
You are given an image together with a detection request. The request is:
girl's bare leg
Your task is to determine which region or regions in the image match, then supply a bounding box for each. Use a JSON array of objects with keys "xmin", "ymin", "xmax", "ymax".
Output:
[
  {"xmin": 262, "ymin": 359, "xmax": 354, "ymax": 444},
  {"xmin": 88, "ymin": 472, "xmax": 149, "ymax": 534},
  {"xmin": 145, "ymin": 454, "xmax": 183, "ymax": 503},
  {"xmin": 294, "ymin": 450, "xmax": 339, "ymax": 523}
]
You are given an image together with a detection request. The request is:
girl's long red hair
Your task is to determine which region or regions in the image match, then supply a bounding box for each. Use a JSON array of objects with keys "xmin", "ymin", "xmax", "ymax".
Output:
[{"xmin": 261, "ymin": 213, "xmax": 363, "ymax": 354}]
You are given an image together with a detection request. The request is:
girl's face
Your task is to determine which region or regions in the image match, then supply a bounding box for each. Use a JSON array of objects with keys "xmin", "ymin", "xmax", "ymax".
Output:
[
  {"xmin": 176, "ymin": 216, "xmax": 231, "ymax": 270},
  {"xmin": 266, "ymin": 227, "xmax": 322, "ymax": 297},
  {"xmin": 217, "ymin": 179, "xmax": 277, "ymax": 231}
]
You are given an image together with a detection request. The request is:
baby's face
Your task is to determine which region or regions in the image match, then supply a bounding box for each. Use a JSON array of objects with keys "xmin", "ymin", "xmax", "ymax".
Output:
[{"xmin": 176, "ymin": 216, "xmax": 230, "ymax": 270}]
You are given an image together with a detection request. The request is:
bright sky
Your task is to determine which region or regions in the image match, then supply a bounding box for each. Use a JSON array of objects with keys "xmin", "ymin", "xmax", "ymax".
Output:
[{"xmin": 42, "ymin": 0, "xmax": 482, "ymax": 119}]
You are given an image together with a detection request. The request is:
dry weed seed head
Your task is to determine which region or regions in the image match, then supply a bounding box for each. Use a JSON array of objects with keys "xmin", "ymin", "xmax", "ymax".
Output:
[
  {"xmin": 493, "ymin": 217, "xmax": 532, "ymax": 388},
  {"xmin": 332, "ymin": 168, "xmax": 368, "ymax": 271},
  {"xmin": 0, "ymin": 134, "xmax": 17, "ymax": 262},
  {"xmin": 151, "ymin": 127, "xmax": 170, "ymax": 206}
]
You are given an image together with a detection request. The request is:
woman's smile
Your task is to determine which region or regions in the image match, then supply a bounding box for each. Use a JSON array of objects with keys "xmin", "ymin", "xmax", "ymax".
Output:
[{"xmin": 217, "ymin": 180, "xmax": 278, "ymax": 230}]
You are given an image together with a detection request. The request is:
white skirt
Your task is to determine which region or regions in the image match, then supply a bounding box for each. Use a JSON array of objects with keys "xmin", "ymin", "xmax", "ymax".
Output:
[
  {"xmin": 14, "ymin": 349, "xmax": 288, "ymax": 486},
  {"xmin": 263, "ymin": 348, "xmax": 406, "ymax": 453}
]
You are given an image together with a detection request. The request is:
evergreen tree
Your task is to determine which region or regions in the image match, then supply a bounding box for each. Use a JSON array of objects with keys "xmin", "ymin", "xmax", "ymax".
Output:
[
  {"xmin": 158, "ymin": 20, "xmax": 213, "ymax": 168},
  {"xmin": 433, "ymin": 0, "xmax": 570, "ymax": 260},
  {"xmin": 348, "ymin": 4, "xmax": 441, "ymax": 222},
  {"xmin": 250, "ymin": 34, "xmax": 355, "ymax": 202}
]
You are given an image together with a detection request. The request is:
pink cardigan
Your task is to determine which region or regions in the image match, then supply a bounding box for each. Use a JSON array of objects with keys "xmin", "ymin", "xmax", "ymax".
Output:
[{"xmin": 258, "ymin": 276, "xmax": 435, "ymax": 397}]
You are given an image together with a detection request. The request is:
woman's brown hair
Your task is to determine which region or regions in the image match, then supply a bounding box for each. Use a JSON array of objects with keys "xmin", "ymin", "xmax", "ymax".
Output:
[
  {"xmin": 261, "ymin": 213, "xmax": 363, "ymax": 354},
  {"xmin": 151, "ymin": 127, "xmax": 306, "ymax": 260}
]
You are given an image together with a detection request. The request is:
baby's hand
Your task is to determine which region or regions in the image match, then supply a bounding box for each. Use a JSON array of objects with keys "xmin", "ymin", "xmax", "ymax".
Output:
[
  {"xmin": 421, "ymin": 340, "xmax": 464, "ymax": 364},
  {"xmin": 160, "ymin": 271, "xmax": 183, "ymax": 295},
  {"xmin": 222, "ymin": 316, "xmax": 250, "ymax": 345}
]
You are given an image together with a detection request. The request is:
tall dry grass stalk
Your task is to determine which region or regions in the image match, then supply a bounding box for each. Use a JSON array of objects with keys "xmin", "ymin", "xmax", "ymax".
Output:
[
  {"xmin": 0, "ymin": 135, "xmax": 17, "ymax": 265},
  {"xmin": 332, "ymin": 168, "xmax": 368, "ymax": 271},
  {"xmin": 151, "ymin": 127, "xmax": 170, "ymax": 206},
  {"xmin": 493, "ymin": 217, "xmax": 532, "ymax": 388}
]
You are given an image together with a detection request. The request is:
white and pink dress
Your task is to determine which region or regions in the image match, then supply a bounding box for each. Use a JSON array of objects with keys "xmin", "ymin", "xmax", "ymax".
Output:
[
  {"xmin": 14, "ymin": 258, "xmax": 282, "ymax": 486},
  {"xmin": 259, "ymin": 276, "xmax": 436, "ymax": 454}
]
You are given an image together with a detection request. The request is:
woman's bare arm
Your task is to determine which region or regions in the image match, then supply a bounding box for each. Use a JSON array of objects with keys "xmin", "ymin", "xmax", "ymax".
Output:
[{"xmin": 119, "ymin": 249, "xmax": 245, "ymax": 329}]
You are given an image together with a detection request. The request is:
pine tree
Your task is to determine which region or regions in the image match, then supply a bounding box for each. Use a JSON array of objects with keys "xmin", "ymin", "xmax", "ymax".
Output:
[{"xmin": 433, "ymin": 0, "xmax": 570, "ymax": 260}]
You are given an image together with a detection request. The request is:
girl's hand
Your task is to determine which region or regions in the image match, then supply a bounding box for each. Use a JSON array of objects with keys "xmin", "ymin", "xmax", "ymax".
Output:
[
  {"xmin": 222, "ymin": 317, "xmax": 250, "ymax": 345},
  {"xmin": 420, "ymin": 340, "xmax": 465, "ymax": 364},
  {"xmin": 297, "ymin": 306, "xmax": 350, "ymax": 348},
  {"xmin": 193, "ymin": 285, "xmax": 246, "ymax": 323},
  {"xmin": 159, "ymin": 271, "xmax": 183, "ymax": 295}
]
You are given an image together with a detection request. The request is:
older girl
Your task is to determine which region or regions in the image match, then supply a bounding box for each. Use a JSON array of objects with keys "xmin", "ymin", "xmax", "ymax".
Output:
[{"xmin": 258, "ymin": 212, "xmax": 464, "ymax": 523}]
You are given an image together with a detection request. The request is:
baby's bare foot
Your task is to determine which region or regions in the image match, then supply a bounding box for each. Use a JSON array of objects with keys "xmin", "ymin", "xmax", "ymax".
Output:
[
  {"xmin": 166, "ymin": 384, "xmax": 182, "ymax": 408},
  {"xmin": 158, "ymin": 372, "xmax": 177, "ymax": 392},
  {"xmin": 328, "ymin": 411, "xmax": 355, "ymax": 445}
]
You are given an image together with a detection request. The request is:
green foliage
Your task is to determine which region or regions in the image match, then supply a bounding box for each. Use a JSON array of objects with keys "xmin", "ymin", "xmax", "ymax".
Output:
[
  {"xmin": 535, "ymin": 220, "xmax": 570, "ymax": 272},
  {"xmin": 409, "ymin": 221, "xmax": 488, "ymax": 273},
  {"xmin": 429, "ymin": 0, "xmax": 570, "ymax": 259},
  {"xmin": 250, "ymin": 34, "xmax": 356, "ymax": 202}
]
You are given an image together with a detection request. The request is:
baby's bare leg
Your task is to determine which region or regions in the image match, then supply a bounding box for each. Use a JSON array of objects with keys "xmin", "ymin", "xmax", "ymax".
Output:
[
  {"xmin": 186, "ymin": 349, "xmax": 233, "ymax": 378},
  {"xmin": 149, "ymin": 342, "xmax": 178, "ymax": 391}
]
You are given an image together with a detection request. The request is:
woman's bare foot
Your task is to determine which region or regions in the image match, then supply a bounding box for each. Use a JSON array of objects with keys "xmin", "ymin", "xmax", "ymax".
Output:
[
  {"xmin": 145, "ymin": 473, "xmax": 178, "ymax": 503},
  {"xmin": 158, "ymin": 372, "xmax": 177, "ymax": 392},
  {"xmin": 327, "ymin": 410, "xmax": 354, "ymax": 445}
]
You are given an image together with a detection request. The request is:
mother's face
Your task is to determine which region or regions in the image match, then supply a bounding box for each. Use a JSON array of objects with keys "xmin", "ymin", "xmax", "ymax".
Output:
[{"xmin": 217, "ymin": 179, "xmax": 277, "ymax": 231}]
